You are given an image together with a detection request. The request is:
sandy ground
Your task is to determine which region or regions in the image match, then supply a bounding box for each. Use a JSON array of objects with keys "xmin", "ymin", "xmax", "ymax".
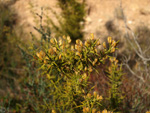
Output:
[{"xmin": 11, "ymin": 0, "xmax": 150, "ymax": 39}]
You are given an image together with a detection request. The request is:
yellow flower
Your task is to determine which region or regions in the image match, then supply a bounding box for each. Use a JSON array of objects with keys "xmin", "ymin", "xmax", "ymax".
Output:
[
  {"xmin": 97, "ymin": 95, "xmax": 103, "ymax": 100},
  {"xmin": 63, "ymin": 35, "xmax": 66, "ymax": 39},
  {"xmin": 59, "ymin": 54, "xmax": 62, "ymax": 59},
  {"xmin": 44, "ymin": 60, "xmax": 47, "ymax": 64},
  {"xmin": 111, "ymin": 48, "xmax": 115, "ymax": 53},
  {"xmin": 93, "ymin": 91, "xmax": 97, "ymax": 97},
  {"xmin": 71, "ymin": 45, "xmax": 74, "ymax": 51},
  {"xmin": 76, "ymin": 39, "xmax": 80, "ymax": 44},
  {"xmin": 67, "ymin": 36, "xmax": 71, "ymax": 43},
  {"xmin": 107, "ymin": 37, "xmax": 112, "ymax": 43},
  {"xmin": 49, "ymin": 48, "xmax": 54, "ymax": 55},
  {"xmin": 36, "ymin": 51, "xmax": 45, "ymax": 60},
  {"xmin": 82, "ymin": 73, "xmax": 87, "ymax": 80},
  {"xmin": 96, "ymin": 40, "xmax": 100, "ymax": 46},
  {"xmin": 59, "ymin": 38, "xmax": 62, "ymax": 46},
  {"xmin": 92, "ymin": 108, "xmax": 96, "ymax": 113},
  {"xmin": 84, "ymin": 67, "xmax": 87, "ymax": 71},
  {"xmin": 53, "ymin": 47, "xmax": 57, "ymax": 52},
  {"xmin": 84, "ymin": 41, "xmax": 89, "ymax": 47},
  {"xmin": 85, "ymin": 107, "xmax": 90, "ymax": 112},
  {"xmin": 103, "ymin": 42, "xmax": 106, "ymax": 48},
  {"xmin": 102, "ymin": 109, "xmax": 107, "ymax": 113},
  {"xmin": 50, "ymin": 38, "xmax": 54, "ymax": 44},
  {"xmin": 52, "ymin": 109, "xmax": 56, "ymax": 113},
  {"xmin": 90, "ymin": 33, "xmax": 94, "ymax": 40},
  {"xmin": 89, "ymin": 66, "xmax": 93, "ymax": 72},
  {"xmin": 87, "ymin": 93, "xmax": 91, "ymax": 98},
  {"xmin": 146, "ymin": 111, "xmax": 150, "ymax": 113}
]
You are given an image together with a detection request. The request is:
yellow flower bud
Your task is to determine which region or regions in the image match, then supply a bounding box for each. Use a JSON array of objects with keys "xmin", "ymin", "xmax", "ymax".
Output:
[
  {"xmin": 85, "ymin": 41, "xmax": 89, "ymax": 47},
  {"xmin": 93, "ymin": 91, "xmax": 97, "ymax": 97},
  {"xmin": 94, "ymin": 58, "xmax": 98, "ymax": 63},
  {"xmin": 87, "ymin": 93, "xmax": 91, "ymax": 98},
  {"xmin": 82, "ymin": 73, "xmax": 87, "ymax": 80},
  {"xmin": 107, "ymin": 37, "xmax": 112, "ymax": 43},
  {"xmin": 76, "ymin": 39, "xmax": 80, "ymax": 44},
  {"xmin": 63, "ymin": 35, "xmax": 66, "ymax": 39},
  {"xmin": 90, "ymin": 33, "xmax": 94, "ymax": 40},
  {"xmin": 92, "ymin": 61, "xmax": 95, "ymax": 66},
  {"xmin": 52, "ymin": 109, "xmax": 56, "ymax": 113},
  {"xmin": 48, "ymin": 48, "xmax": 54, "ymax": 55},
  {"xmin": 89, "ymin": 66, "xmax": 93, "ymax": 72},
  {"xmin": 102, "ymin": 109, "xmax": 107, "ymax": 113},
  {"xmin": 92, "ymin": 108, "xmax": 96, "ymax": 113},
  {"xmin": 111, "ymin": 48, "xmax": 115, "ymax": 53},
  {"xmin": 67, "ymin": 36, "xmax": 71, "ymax": 43},
  {"xmin": 84, "ymin": 67, "xmax": 87, "ymax": 71},
  {"xmin": 83, "ymin": 107, "xmax": 86, "ymax": 113},
  {"xmin": 96, "ymin": 40, "xmax": 100, "ymax": 46},
  {"xmin": 50, "ymin": 38, "xmax": 54, "ymax": 44},
  {"xmin": 44, "ymin": 60, "xmax": 47, "ymax": 64},
  {"xmin": 59, "ymin": 39, "xmax": 62, "ymax": 46},
  {"xmin": 59, "ymin": 54, "xmax": 62, "ymax": 59},
  {"xmin": 97, "ymin": 95, "xmax": 103, "ymax": 100},
  {"xmin": 85, "ymin": 107, "xmax": 90, "ymax": 112},
  {"xmin": 71, "ymin": 45, "xmax": 74, "ymax": 50},
  {"xmin": 103, "ymin": 42, "xmax": 106, "ymax": 48},
  {"xmin": 53, "ymin": 47, "xmax": 57, "ymax": 52}
]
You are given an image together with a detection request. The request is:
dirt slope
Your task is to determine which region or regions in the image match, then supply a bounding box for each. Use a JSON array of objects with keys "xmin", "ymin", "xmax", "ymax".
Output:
[{"xmin": 11, "ymin": 0, "xmax": 150, "ymax": 39}]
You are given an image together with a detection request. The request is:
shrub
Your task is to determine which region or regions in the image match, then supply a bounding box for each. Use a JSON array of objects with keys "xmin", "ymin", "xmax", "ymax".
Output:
[
  {"xmin": 21, "ymin": 33, "xmax": 123, "ymax": 112},
  {"xmin": 46, "ymin": 0, "xmax": 86, "ymax": 43}
]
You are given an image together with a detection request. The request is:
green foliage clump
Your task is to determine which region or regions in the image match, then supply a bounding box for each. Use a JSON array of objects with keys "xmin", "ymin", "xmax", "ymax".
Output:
[{"xmin": 47, "ymin": 0, "xmax": 86, "ymax": 43}]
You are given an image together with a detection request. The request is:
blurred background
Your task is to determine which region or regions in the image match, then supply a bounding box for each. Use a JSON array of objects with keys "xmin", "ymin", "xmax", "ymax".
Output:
[{"xmin": 1, "ymin": 0, "xmax": 150, "ymax": 112}]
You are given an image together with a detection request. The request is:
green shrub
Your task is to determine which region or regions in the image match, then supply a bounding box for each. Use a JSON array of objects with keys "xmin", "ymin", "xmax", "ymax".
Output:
[
  {"xmin": 22, "ymin": 33, "xmax": 123, "ymax": 112},
  {"xmin": 46, "ymin": 0, "xmax": 86, "ymax": 43}
]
